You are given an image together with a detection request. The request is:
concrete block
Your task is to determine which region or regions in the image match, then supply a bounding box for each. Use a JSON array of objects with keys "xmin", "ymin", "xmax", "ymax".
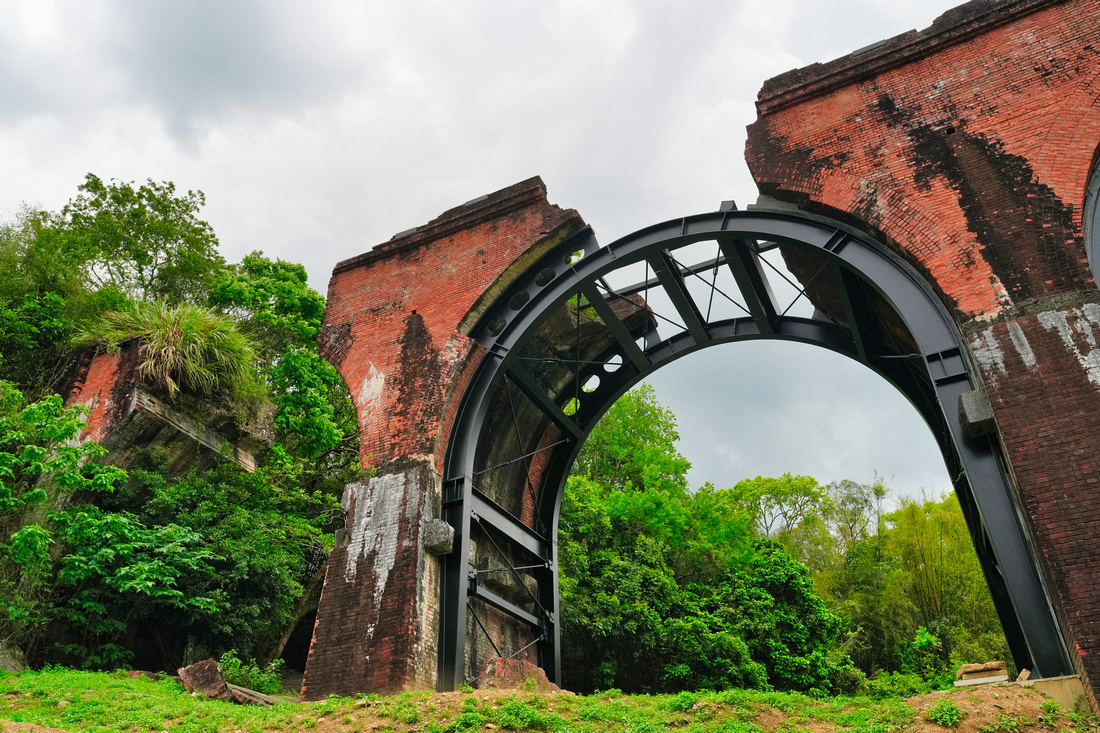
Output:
[
  {"xmin": 959, "ymin": 389, "xmax": 996, "ymax": 437},
  {"xmin": 423, "ymin": 518, "xmax": 455, "ymax": 555}
]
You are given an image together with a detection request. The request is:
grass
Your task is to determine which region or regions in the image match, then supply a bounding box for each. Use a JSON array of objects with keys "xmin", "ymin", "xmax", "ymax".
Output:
[
  {"xmin": 0, "ymin": 668, "xmax": 1093, "ymax": 733},
  {"xmin": 77, "ymin": 299, "xmax": 258, "ymax": 398}
]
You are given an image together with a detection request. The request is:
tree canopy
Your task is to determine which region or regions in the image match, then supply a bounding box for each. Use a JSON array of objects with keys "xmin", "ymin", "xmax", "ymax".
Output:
[{"xmin": 0, "ymin": 174, "xmax": 358, "ymax": 672}]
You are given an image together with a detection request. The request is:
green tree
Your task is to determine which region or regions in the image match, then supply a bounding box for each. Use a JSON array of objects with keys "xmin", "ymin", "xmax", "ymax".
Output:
[
  {"xmin": 210, "ymin": 251, "xmax": 349, "ymax": 459},
  {"xmin": 730, "ymin": 474, "xmax": 832, "ymax": 538},
  {"xmin": 559, "ymin": 385, "xmax": 857, "ymax": 693},
  {"xmin": 718, "ymin": 539, "xmax": 847, "ymax": 693},
  {"xmin": 0, "ymin": 380, "xmax": 214, "ymax": 668},
  {"xmin": 37, "ymin": 174, "xmax": 225, "ymax": 303},
  {"xmin": 109, "ymin": 448, "xmax": 337, "ymax": 664},
  {"xmin": 52, "ymin": 509, "xmax": 216, "ymax": 669}
]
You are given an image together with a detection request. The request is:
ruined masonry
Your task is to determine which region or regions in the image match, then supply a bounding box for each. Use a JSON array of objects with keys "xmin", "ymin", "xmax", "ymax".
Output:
[{"xmin": 301, "ymin": 0, "xmax": 1100, "ymax": 709}]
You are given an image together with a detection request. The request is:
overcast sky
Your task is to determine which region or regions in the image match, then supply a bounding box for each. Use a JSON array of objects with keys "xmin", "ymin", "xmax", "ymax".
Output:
[{"xmin": 0, "ymin": 0, "xmax": 965, "ymax": 499}]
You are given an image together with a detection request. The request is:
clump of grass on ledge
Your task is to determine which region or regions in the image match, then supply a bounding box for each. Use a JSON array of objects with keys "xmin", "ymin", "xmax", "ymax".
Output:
[{"xmin": 77, "ymin": 299, "xmax": 258, "ymax": 398}]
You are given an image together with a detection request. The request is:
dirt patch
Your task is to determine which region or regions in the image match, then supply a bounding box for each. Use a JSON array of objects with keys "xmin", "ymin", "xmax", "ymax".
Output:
[
  {"xmin": 907, "ymin": 684, "xmax": 1063, "ymax": 733},
  {"xmin": 1, "ymin": 722, "xmax": 73, "ymax": 733}
]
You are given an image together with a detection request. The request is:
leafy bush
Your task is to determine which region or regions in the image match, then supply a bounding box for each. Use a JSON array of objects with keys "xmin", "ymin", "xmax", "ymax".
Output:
[
  {"xmin": 925, "ymin": 698, "xmax": 965, "ymax": 727},
  {"xmin": 0, "ymin": 381, "xmax": 128, "ymax": 659},
  {"xmin": 867, "ymin": 671, "xmax": 929, "ymax": 699},
  {"xmin": 1039, "ymin": 699, "xmax": 1061, "ymax": 723},
  {"xmin": 218, "ymin": 650, "xmax": 284, "ymax": 694}
]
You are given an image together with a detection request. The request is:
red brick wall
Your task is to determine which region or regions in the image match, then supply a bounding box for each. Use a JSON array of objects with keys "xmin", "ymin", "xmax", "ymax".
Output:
[
  {"xmin": 303, "ymin": 178, "xmax": 584, "ymax": 698},
  {"xmin": 747, "ymin": 0, "xmax": 1100, "ymax": 705},
  {"xmin": 748, "ymin": 0, "xmax": 1100, "ymax": 319},
  {"xmin": 66, "ymin": 342, "xmax": 140, "ymax": 443},
  {"xmin": 318, "ymin": 177, "xmax": 582, "ymax": 472},
  {"xmin": 966, "ymin": 302, "xmax": 1100, "ymax": 708}
]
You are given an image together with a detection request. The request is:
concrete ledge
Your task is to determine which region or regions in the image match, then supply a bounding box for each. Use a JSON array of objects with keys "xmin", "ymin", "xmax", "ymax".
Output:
[{"xmin": 1018, "ymin": 675, "xmax": 1089, "ymax": 714}]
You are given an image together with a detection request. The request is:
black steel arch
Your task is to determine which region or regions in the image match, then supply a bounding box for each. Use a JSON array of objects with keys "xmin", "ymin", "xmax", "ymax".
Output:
[{"xmin": 439, "ymin": 204, "xmax": 1072, "ymax": 690}]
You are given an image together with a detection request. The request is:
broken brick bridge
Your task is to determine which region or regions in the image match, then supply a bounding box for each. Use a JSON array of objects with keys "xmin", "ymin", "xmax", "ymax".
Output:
[{"xmin": 299, "ymin": 0, "xmax": 1100, "ymax": 709}]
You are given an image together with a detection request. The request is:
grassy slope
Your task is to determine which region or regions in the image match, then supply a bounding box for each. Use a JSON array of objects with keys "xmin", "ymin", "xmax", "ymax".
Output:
[{"xmin": 0, "ymin": 670, "xmax": 1094, "ymax": 733}]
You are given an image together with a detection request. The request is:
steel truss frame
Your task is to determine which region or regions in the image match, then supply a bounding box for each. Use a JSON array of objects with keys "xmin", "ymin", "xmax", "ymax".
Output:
[{"xmin": 440, "ymin": 204, "xmax": 1073, "ymax": 689}]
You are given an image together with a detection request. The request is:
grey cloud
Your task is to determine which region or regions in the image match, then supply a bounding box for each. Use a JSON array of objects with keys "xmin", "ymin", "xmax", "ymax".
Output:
[
  {"xmin": 644, "ymin": 340, "xmax": 952, "ymax": 498},
  {"xmin": 92, "ymin": 0, "xmax": 369, "ymax": 144}
]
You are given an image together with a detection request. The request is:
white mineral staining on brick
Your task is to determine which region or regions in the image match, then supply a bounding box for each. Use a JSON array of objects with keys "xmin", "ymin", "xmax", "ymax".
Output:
[
  {"xmin": 1039, "ymin": 308, "xmax": 1100, "ymax": 389},
  {"xmin": 1077, "ymin": 303, "xmax": 1100, "ymax": 345},
  {"xmin": 969, "ymin": 328, "xmax": 1006, "ymax": 377},
  {"xmin": 343, "ymin": 473, "xmax": 405, "ymax": 612},
  {"xmin": 1007, "ymin": 322, "xmax": 1036, "ymax": 368},
  {"xmin": 358, "ymin": 363, "xmax": 385, "ymax": 417}
]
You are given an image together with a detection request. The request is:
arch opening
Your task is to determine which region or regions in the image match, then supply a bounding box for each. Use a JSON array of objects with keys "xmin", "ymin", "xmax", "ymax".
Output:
[
  {"xmin": 641, "ymin": 338, "xmax": 951, "ymax": 495},
  {"xmin": 439, "ymin": 206, "xmax": 1073, "ymax": 690}
]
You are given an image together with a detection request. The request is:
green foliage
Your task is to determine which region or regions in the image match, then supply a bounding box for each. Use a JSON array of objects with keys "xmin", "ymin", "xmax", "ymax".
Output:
[
  {"xmin": 52, "ymin": 509, "xmax": 216, "ymax": 668},
  {"xmin": 210, "ymin": 251, "xmax": 348, "ymax": 457},
  {"xmin": 108, "ymin": 448, "xmax": 336, "ymax": 661},
  {"xmin": 490, "ymin": 697, "xmax": 563, "ymax": 730},
  {"xmin": 560, "ymin": 385, "xmax": 846, "ymax": 695},
  {"xmin": 0, "ymin": 382, "xmax": 127, "ymax": 655},
  {"xmin": 730, "ymin": 474, "xmax": 832, "ymax": 538},
  {"xmin": 926, "ymin": 698, "xmax": 965, "ymax": 728},
  {"xmin": 218, "ymin": 649, "xmax": 285, "ymax": 694},
  {"xmin": 0, "ymin": 175, "xmax": 359, "ymax": 673},
  {"xmin": 980, "ymin": 714, "xmax": 1024, "ymax": 733},
  {"xmin": 866, "ymin": 671, "xmax": 930, "ymax": 700},
  {"xmin": 77, "ymin": 299, "xmax": 259, "ymax": 399},
  {"xmin": 210, "ymin": 251, "xmax": 326, "ymax": 351},
  {"xmin": 7, "ymin": 668, "xmax": 1087, "ymax": 733},
  {"xmin": 0, "ymin": 292, "xmax": 73, "ymax": 395},
  {"xmin": 720, "ymin": 539, "xmax": 846, "ymax": 694},
  {"xmin": 266, "ymin": 345, "xmax": 343, "ymax": 458},
  {"xmin": 573, "ymin": 384, "xmax": 691, "ymax": 496},
  {"xmin": 39, "ymin": 173, "xmax": 225, "ymax": 303}
]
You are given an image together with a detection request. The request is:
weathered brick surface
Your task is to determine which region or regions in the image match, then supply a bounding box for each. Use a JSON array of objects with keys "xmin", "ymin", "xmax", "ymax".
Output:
[
  {"xmin": 303, "ymin": 178, "xmax": 583, "ymax": 698},
  {"xmin": 747, "ymin": 0, "xmax": 1100, "ymax": 707},
  {"xmin": 968, "ymin": 302, "xmax": 1100, "ymax": 707},
  {"xmin": 67, "ymin": 342, "xmax": 141, "ymax": 444},
  {"xmin": 748, "ymin": 0, "xmax": 1100, "ymax": 319}
]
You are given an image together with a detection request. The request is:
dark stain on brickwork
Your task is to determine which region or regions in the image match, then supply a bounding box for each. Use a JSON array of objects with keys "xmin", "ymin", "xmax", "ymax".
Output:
[
  {"xmin": 104, "ymin": 341, "xmax": 141, "ymax": 432},
  {"xmin": 875, "ymin": 93, "xmax": 1090, "ymax": 301},
  {"xmin": 746, "ymin": 117, "xmax": 851, "ymax": 199},
  {"xmin": 318, "ymin": 321, "xmax": 354, "ymax": 370},
  {"xmin": 392, "ymin": 312, "xmax": 443, "ymax": 455}
]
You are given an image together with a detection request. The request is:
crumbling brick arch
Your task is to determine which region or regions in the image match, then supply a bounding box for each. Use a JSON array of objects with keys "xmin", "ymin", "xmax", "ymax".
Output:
[
  {"xmin": 437, "ymin": 204, "xmax": 1072, "ymax": 692},
  {"xmin": 745, "ymin": 0, "xmax": 1100, "ymax": 709},
  {"xmin": 302, "ymin": 0, "xmax": 1100, "ymax": 711}
]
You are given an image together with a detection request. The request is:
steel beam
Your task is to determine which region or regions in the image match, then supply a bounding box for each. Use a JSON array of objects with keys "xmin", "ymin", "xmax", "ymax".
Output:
[
  {"xmin": 580, "ymin": 283, "xmax": 651, "ymax": 372},
  {"xmin": 469, "ymin": 583, "xmax": 543, "ymax": 629},
  {"xmin": 649, "ymin": 251, "xmax": 710, "ymax": 343},
  {"xmin": 506, "ymin": 367, "xmax": 584, "ymax": 441},
  {"xmin": 472, "ymin": 490, "xmax": 549, "ymax": 560},
  {"xmin": 719, "ymin": 238, "xmax": 780, "ymax": 334},
  {"xmin": 441, "ymin": 206, "xmax": 1073, "ymax": 690}
]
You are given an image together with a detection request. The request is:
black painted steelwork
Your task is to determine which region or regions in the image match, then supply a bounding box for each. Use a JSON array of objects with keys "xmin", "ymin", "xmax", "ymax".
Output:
[{"xmin": 440, "ymin": 205, "xmax": 1073, "ymax": 689}]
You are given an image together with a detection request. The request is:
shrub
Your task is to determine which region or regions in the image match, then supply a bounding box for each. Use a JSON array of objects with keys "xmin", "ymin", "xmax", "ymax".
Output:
[
  {"xmin": 867, "ymin": 671, "xmax": 930, "ymax": 699},
  {"xmin": 1039, "ymin": 699, "xmax": 1061, "ymax": 723},
  {"xmin": 925, "ymin": 698, "xmax": 965, "ymax": 728},
  {"xmin": 217, "ymin": 650, "xmax": 283, "ymax": 694}
]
